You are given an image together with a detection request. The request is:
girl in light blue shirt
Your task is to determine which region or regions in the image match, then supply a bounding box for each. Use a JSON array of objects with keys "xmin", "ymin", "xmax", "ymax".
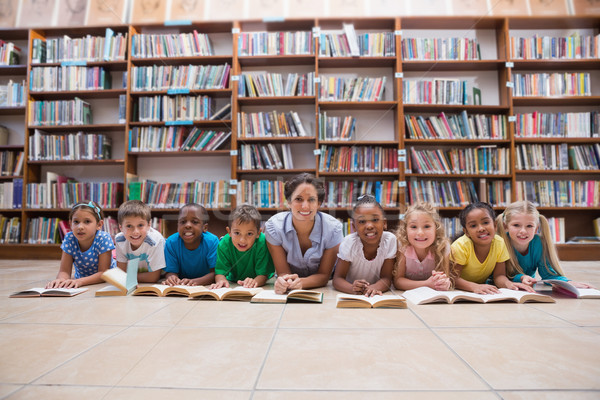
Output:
[{"xmin": 265, "ymin": 173, "xmax": 343, "ymax": 294}]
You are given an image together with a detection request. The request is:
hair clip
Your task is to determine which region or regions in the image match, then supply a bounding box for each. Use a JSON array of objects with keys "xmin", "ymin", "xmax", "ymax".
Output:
[
  {"xmin": 73, "ymin": 201, "xmax": 102, "ymax": 219},
  {"xmin": 357, "ymin": 193, "xmax": 376, "ymax": 202}
]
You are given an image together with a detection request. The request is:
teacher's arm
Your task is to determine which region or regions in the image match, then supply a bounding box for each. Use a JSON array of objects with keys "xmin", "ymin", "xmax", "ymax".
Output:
[{"xmin": 297, "ymin": 244, "xmax": 340, "ymax": 290}]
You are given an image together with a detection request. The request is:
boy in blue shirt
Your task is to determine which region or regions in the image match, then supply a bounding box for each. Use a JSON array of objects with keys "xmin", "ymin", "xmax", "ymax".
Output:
[
  {"xmin": 212, "ymin": 204, "xmax": 274, "ymax": 288},
  {"xmin": 163, "ymin": 203, "xmax": 219, "ymax": 286}
]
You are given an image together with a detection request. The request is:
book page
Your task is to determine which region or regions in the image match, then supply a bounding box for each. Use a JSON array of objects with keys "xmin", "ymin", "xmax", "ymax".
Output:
[
  {"xmin": 250, "ymin": 290, "xmax": 288, "ymax": 302},
  {"xmin": 402, "ymin": 287, "xmax": 449, "ymax": 304}
]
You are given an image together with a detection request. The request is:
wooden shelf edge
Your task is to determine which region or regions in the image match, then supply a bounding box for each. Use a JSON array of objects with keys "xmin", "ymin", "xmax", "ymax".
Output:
[{"xmin": 556, "ymin": 243, "xmax": 600, "ymax": 261}]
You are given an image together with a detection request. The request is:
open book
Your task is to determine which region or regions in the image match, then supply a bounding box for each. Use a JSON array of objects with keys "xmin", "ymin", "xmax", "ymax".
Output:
[
  {"xmin": 188, "ymin": 286, "xmax": 263, "ymax": 301},
  {"xmin": 539, "ymin": 279, "xmax": 600, "ymax": 299},
  {"xmin": 336, "ymin": 293, "xmax": 407, "ymax": 308},
  {"xmin": 402, "ymin": 286, "xmax": 555, "ymax": 305},
  {"xmin": 9, "ymin": 287, "xmax": 88, "ymax": 298},
  {"xmin": 250, "ymin": 289, "xmax": 323, "ymax": 304},
  {"xmin": 133, "ymin": 284, "xmax": 209, "ymax": 297},
  {"xmin": 95, "ymin": 259, "xmax": 139, "ymax": 297}
]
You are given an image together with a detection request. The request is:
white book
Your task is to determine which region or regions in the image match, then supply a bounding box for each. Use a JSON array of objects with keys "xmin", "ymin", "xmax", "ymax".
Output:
[
  {"xmin": 343, "ymin": 23, "xmax": 360, "ymax": 56},
  {"xmin": 539, "ymin": 279, "xmax": 600, "ymax": 299},
  {"xmin": 402, "ymin": 286, "xmax": 555, "ymax": 305}
]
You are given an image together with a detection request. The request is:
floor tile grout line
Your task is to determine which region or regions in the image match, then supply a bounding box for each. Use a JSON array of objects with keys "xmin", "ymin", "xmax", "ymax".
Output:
[
  {"xmin": 249, "ymin": 303, "xmax": 287, "ymax": 400},
  {"xmin": 99, "ymin": 300, "xmax": 201, "ymax": 400},
  {"xmin": 405, "ymin": 305, "xmax": 501, "ymax": 397},
  {"xmin": 23, "ymin": 299, "xmax": 182, "ymax": 392}
]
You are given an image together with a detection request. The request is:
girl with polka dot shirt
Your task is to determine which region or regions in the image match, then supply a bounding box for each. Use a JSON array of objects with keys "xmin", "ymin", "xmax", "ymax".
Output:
[{"xmin": 46, "ymin": 201, "xmax": 116, "ymax": 289}]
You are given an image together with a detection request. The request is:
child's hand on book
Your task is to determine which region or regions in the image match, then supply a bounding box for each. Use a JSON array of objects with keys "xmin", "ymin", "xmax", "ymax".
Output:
[
  {"xmin": 274, "ymin": 274, "xmax": 301, "ymax": 294},
  {"xmin": 364, "ymin": 286, "xmax": 383, "ymax": 297},
  {"xmin": 179, "ymin": 278, "xmax": 197, "ymax": 286},
  {"xmin": 473, "ymin": 283, "xmax": 501, "ymax": 295},
  {"xmin": 352, "ymin": 279, "xmax": 370, "ymax": 295},
  {"xmin": 431, "ymin": 271, "xmax": 451, "ymax": 291},
  {"xmin": 163, "ymin": 275, "xmax": 181, "ymax": 286},
  {"xmin": 521, "ymin": 276, "xmax": 537, "ymax": 286},
  {"xmin": 210, "ymin": 280, "xmax": 230, "ymax": 289},
  {"xmin": 46, "ymin": 278, "xmax": 79, "ymax": 289},
  {"xmin": 506, "ymin": 281, "xmax": 536, "ymax": 293},
  {"xmin": 238, "ymin": 278, "xmax": 258, "ymax": 288}
]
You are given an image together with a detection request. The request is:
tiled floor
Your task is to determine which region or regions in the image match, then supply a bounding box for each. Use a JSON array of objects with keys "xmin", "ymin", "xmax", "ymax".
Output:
[{"xmin": 1, "ymin": 259, "xmax": 599, "ymax": 400}]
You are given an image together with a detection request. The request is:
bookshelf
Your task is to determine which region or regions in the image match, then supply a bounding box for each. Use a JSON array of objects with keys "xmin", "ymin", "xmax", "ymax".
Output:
[{"xmin": 0, "ymin": 16, "xmax": 598, "ymax": 260}]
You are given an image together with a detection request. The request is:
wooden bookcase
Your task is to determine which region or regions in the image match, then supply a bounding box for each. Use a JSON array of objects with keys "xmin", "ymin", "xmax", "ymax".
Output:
[{"xmin": 0, "ymin": 16, "xmax": 598, "ymax": 260}]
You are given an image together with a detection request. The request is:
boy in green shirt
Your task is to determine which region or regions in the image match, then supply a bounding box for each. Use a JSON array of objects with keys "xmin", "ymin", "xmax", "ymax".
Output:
[{"xmin": 212, "ymin": 204, "xmax": 274, "ymax": 288}]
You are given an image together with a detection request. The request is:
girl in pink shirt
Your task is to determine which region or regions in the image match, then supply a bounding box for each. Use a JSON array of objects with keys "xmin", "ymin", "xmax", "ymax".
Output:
[{"xmin": 393, "ymin": 202, "xmax": 455, "ymax": 291}]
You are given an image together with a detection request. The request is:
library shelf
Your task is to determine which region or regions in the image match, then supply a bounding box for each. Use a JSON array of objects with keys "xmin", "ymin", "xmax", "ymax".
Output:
[
  {"xmin": 318, "ymin": 172, "xmax": 400, "ymax": 177},
  {"xmin": 129, "ymin": 121, "xmax": 232, "ymax": 127},
  {"xmin": 236, "ymin": 137, "xmax": 315, "ymax": 143},
  {"xmin": 27, "ymin": 89, "xmax": 126, "ymax": 100},
  {"xmin": 402, "ymin": 60, "xmax": 505, "ymax": 72},
  {"xmin": 403, "ymin": 104, "xmax": 509, "ymax": 113},
  {"xmin": 129, "ymin": 151, "xmax": 230, "ymax": 157},
  {"xmin": 318, "ymin": 101, "xmax": 397, "ymax": 111},
  {"xmin": 0, "ymin": 176, "xmax": 22, "ymax": 181},
  {"xmin": 0, "ymin": 106, "xmax": 25, "ymax": 115},
  {"xmin": 512, "ymin": 96, "xmax": 600, "ymax": 107},
  {"xmin": 317, "ymin": 57, "xmax": 397, "ymax": 68},
  {"xmin": 0, "ymin": 65, "xmax": 27, "ymax": 75},
  {"xmin": 130, "ymin": 56, "xmax": 233, "ymax": 67},
  {"xmin": 318, "ymin": 140, "xmax": 398, "ymax": 146},
  {"xmin": 514, "ymin": 138, "xmax": 600, "ymax": 144},
  {"xmin": 0, "ymin": 244, "xmax": 61, "ymax": 259},
  {"xmin": 404, "ymin": 139, "xmax": 511, "ymax": 145},
  {"xmin": 129, "ymin": 89, "xmax": 232, "ymax": 98},
  {"xmin": 237, "ymin": 168, "xmax": 314, "ymax": 175},
  {"xmin": 238, "ymin": 55, "xmax": 315, "ymax": 67},
  {"xmin": 27, "ymin": 124, "xmax": 126, "ymax": 132},
  {"xmin": 406, "ymin": 173, "xmax": 513, "ymax": 179},
  {"xmin": 30, "ymin": 60, "xmax": 128, "ymax": 71},
  {"xmin": 515, "ymin": 170, "xmax": 600, "ymax": 175},
  {"xmin": 23, "ymin": 208, "xmax": 119, "ymax": 213},
  {"xmin": 1, "ymin": 16, "xmax": 598, "ymax": 260},
  {"xmin": 27, "ymin": 160, "xmax": 125, "ymax": 166},
  {"xmin": 237, "ymin": 96, "xmax": 315, "ymax": 106}
]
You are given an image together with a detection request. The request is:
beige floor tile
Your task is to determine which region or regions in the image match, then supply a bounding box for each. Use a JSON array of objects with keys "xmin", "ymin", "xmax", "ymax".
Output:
[
  {"xmin": 0, "ymin": 298, "xmax": 48, "ymax": 321},
  {"xmin": 498, "ymin": 391, "xmax": 600, "ymax": 400},
  {"xmin": 436, "ymin": 327, "xmax": 600, "ymax": 390},
  {"xmin": 0, "ymin": 324, "xmax": 123, "ymax": 384},
  {"xmin": 279, "ymin": 298, "xmax": 425, "ymax": 329},
  {"xmin": 173, "ymin": 300, "xmax": 284, "ymax": 328},
  {"xmin": 0, "ymin": 384, "xmax": 23, "ymax": 398},
  {"xmin": 257, "ymin": 328, "xmax": 488, "ymax": 391},
  {"xmin": 132, "ymin": 300, "xmax": 200, "ymax": 327},
  {"xmin": 118, "ymin": 327, "xmax": 274, "ymax": 389},
  {"xmin": 34, "ymin": 326, "xmax": 172, "ymax": 386},
  {"xmin": 3, "ymin": 296, "xmax": 174, "ymax": 326},
  {"xmin": 408, "ymin": 302, "xmax": 573, "ymax": 328},
  {"xmin": 106, "ymin": 387, "xmax": 251, "ymax": 400},
  {"xmin": 527, "ymin": 298, "xmax": 600, "ymax": 326},
  {"xmin": 253, "ymin": 391, "xmax": 499, "ymax": 400},
  {"xmin": 3, "ymin": 385, "xmax": 111, "ymax": 399}
]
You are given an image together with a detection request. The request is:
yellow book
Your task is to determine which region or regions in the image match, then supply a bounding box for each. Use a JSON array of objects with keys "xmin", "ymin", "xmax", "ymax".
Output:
[
  {"xmin": 95, "ymin": 259, "xmax": 139, "ymax": 297},
  {"xmin": 188, "ymin": 286, "xmax": 263, "ymax": 301},
  {"xmin": 335, "ymin": 293, "xmax": 407, "ymax": 309}
]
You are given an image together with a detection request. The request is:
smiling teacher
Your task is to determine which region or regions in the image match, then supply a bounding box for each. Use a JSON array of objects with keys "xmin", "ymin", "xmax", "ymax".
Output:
[{"xmin": 264, "ymin": 173, "xmax": 343, "ymax": 294}]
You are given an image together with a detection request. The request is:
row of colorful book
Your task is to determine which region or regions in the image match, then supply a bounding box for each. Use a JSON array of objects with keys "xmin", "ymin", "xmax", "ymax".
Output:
[
  {"xmin": 0, "ymin": 150, "xmax": 24, "ymax": 176},
  {"xmin": 401, "ymin": 37, "xmax": 480, "ymax": 60},
  {"xmin": 512, "ymin": 72, "xmax": 591, "ymax": 97},
  {"xmin": 29, "ymin": 130, "xmax": 112, "ymax": 161},
  {"xmin": 0, "ymin": 80, "xmax": 26, "ymax": 107},
  {"xmin": 510, "ymin": 32, "xmax": 599, "ymax": 60},
  {"xmin": 238, "ymin": 31, "xmax": 313, "ymax": 56},
  {"xmin": 238, "ymin": 144, "xmax": 294, "ymax": 170},
  {"xmin": 0, "ymin": 215, "xmax": 19, "ymax": 244},
  {"xmin": 515, "ymin": 144, "xmax": 600, "ymax": 171},
  {"xmin": 323, "ymin": 180, "xmax": 399, "ymax": 208},
  {"xmin": 128, "ymin": 179, "xmax": 232, "ymax": 209},
  {"xmin": 31, "ymin": 29, "xmax": 127, "ymax": 63},
  {"xmin": 237, "ymin": 110, "xmax": 309, "ymax": 138},
  {"xmin": 29, "ymin": 98, "xmax": 92, "ymax": 126},
  {"xmin": 29, "ymin": 66, "xmax": 112, "ymax": 92},
  {"xmin": 515, "ymin": 111, "xmax": 599, "ymax": 138},
  {"xmin": 131, "ymin": 31, "xmax": 214, "ymax": 58},
  {"xmin": 131, "ymin": 64, "xmax": 231, "ymax": 92},
  {"xmin": 134, "ymin": 95, "xmax": 214, "ymax": 122},
  {"xmin": 0, "ymin": 179, "xmax": 23, "ymax": 209},
  {"xmin": 404, "ymin": 112, "xmax": 508, "ymax": 140},
  {"xmin": 319, "ymin": 75, "xmax": 386, "ymax": 102},
  {"xmin": 238, "ymin": 72, "xmax": 315, "ymax": 97},
  {"xmin": 407, "ymin": 146, "xmax": 510, "ymax": 175},
  {"xmin": 319, "ymin": 145, "xmax": 399, "ymax": 173}
]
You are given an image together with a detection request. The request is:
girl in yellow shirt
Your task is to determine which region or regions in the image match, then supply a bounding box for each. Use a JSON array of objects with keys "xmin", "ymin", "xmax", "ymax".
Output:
[{"xmin": 450, "ymin": 202, "xmax": 533, "ymax": 294}]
